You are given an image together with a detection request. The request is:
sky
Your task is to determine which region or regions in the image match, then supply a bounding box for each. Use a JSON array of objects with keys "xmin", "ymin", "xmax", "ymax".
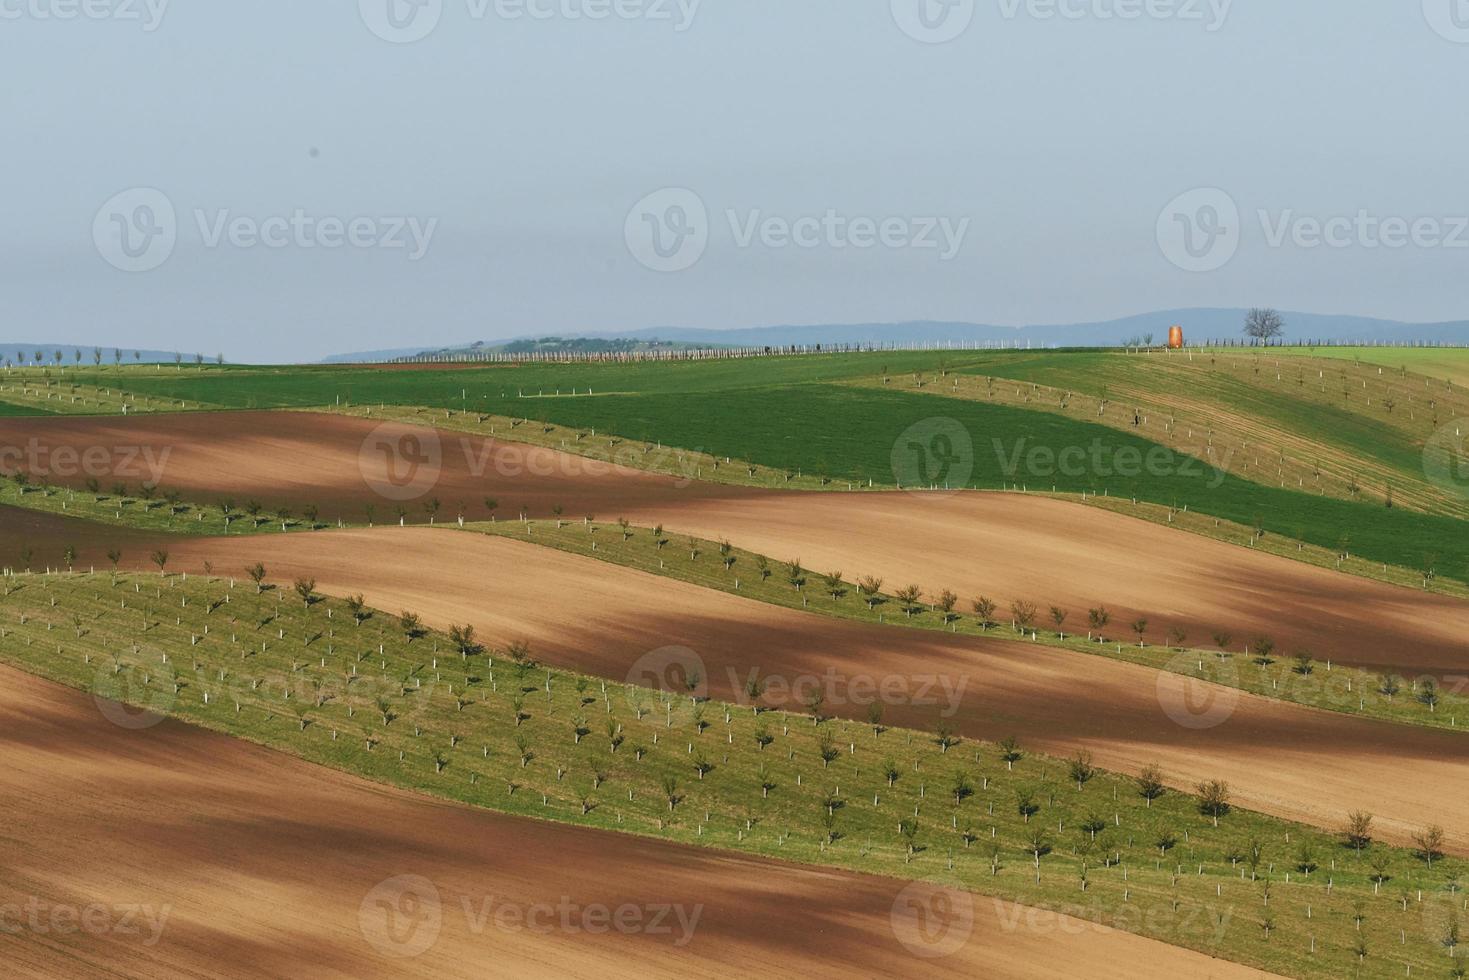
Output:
[{"xmin": 1, "ymin": 0, "xmax": 1466, "ymax": 362}]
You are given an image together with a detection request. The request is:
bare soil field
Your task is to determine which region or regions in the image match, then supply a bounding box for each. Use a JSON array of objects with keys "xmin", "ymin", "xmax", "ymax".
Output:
[
  {"xmin": 2, "ymin": 411, "xmax": 1465, "ymax": 676},
  {"xmin": 0, "ymin": 506, "xmax": 166, "ymax": 569},
  {"xmin": 617, "ymin": 492, "xmax": 1469, "ymax": 678},
  {"xmin": 149, "ymin": 528, "xmax": 1469, "ymax": 853},
  {"xmin": 0, "ymin": 665, "xmax": 1272, "ymax": 980}
]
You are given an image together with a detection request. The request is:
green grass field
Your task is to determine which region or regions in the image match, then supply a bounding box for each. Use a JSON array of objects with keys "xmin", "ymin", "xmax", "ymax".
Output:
[
  {"xmin": 11, "ymin": 352, "xmax": 1469, "ymax": 579},
  {"xmin": 0, "ymin": 481, "xmax": 329, "ymax": 539},
  {"xmin": 0, "ymin": 400, "xmax": 53, "ymax": 416},
  {"xmin": 963, "ymin": 350, "xmax": 1435, "ymax": 487},
  {"xmin": 1253, "ymin": 347, "xmax": 1469, "ymax": 388},
  {"xmin": 47, "ymin": 351, "xmax": 992, "ymax": 406},
  {"xmin": 455, "ymin": 385, "xmax": 1469, "ymax": 578},
  {"xmin": 3, "ymin": 569, "xmax": 1463, "ymax": 980}
]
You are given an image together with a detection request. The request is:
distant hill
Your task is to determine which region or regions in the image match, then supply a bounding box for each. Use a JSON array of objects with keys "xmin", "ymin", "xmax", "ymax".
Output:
[
  {"xmin": 604, "ymin": 310, "xmax": 1469, "ymax": 349},
  {"xmin": 323, "ymin": 309, "xmax": 1469, "ymax": 362},
  {"xmin": 1, "ymin": 343, "xmax": 198, "ymax": 367},
  {"xmin": 415, "ymin": 337, "xmax": 719, "ymax": 360}
]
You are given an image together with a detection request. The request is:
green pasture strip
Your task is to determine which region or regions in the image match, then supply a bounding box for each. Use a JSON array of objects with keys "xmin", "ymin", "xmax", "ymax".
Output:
[
  {"xmin": 429, "ymin": 384, "xmax": 1469, "ymax": 579},
  {"xmin": 1232, "ymin": 347, "xmax": 1469, "ymax": 389},
  {"xmin": 53, "ymin": 352, "xmax": 998, "ymax": 409},
  {"xmin": 963, "ymin": 351, "xmax": 1443, "ymax": 493},
  {"xmin": 0, "ymin": 480, "xmax": 331, "ymax": 541},
  {"xmin": 0, "ymin": 400, "xmax": 54, "ymax": 417},
  {"xmin": 317, "ymin": 403, "xmax": 1469, "ymax": 599},
  {"xmin": 0, "ymin": 376, "xmax": 219, "ymax": 415}
]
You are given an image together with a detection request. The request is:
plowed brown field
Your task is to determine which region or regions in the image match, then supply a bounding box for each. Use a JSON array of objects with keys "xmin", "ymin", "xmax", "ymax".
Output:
[
  {"xmin": 2, "ymin": 411, "xmax": 1465, "ymax": 675},
  {"xmin": 0, "ymin": 665, "xmax": 1274, "ymax": 979}
]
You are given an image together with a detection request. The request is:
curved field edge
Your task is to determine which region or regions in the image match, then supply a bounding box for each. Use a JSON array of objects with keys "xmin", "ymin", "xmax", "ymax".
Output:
[
  {"xmin": 9, "ymin": 365, "xmax": 1469, "ymax": 583},
  {"xmin": 308, "ymin": 394, "xmax": 1469, "ymax": 587},
  {"xmin": 0, "ymin": 665, "xmax": 1281, "ymax": 980},
  {"xmin": 936, "ymin": 350, "xmax": 1468, "ymax": 516},
  {"xmin": 1, "ymin": 569, "xmax": 1462, "ymax": 980},
  {"xmin": 451, "ymin": 520, "xmax": 1469, "ymax": 734},
  {"xmin": 18, "ymin": 346, "xmax": 1469, "ymax": 520},
  {"xmin": 309, "ymin": 403, "xmax": 1469, "ymax": 598},
  {"xmin": 4, "ymin": 500, "xmax": 1464, "ymax": 734}
]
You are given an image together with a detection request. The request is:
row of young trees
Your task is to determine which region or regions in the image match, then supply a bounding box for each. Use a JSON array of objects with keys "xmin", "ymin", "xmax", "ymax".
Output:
[
  {"xmin": 28, "ymin": 556, "xmax": 1461, "ymax": 977},
  {"xmin": 2, "ymin": 349, "xmax": 220, "ymax": 368},
  {"xmin": 244, "ymin": 554, "xmax": 1453, "ymax": 882}
]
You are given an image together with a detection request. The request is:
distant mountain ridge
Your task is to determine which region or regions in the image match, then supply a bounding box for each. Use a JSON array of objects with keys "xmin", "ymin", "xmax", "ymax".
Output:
[{"xmin": 322, "ymin": 309, "xmax": 1469, "ymax": 363}]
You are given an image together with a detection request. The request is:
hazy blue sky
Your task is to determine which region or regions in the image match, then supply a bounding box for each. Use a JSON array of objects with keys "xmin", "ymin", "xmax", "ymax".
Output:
[{"xmin": 2, "ymin": 1, "xmax": 1465, "ymax": 361}]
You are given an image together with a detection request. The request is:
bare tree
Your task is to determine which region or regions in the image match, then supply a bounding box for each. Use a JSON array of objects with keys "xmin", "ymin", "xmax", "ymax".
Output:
[
  {"xmin": 937, "ymin": 589, "xmax": 959, "ymax": 624},
  {"xmin": 972, "ymin": 596, "xmax": 997, "ymax": 629},
  {"xmin": 1010, "ymin": 600, "xmax": 1037, "ymax": 631},
  {"xmin": 1413, "ymin": 825, "xmax": 1445, "ymax": 868},
  {"xmin": 1049, "ymin": 606, "xmax": 1068, "ymax": 638},
  {"xmin": 345, "ymin": 593, "xmax": 368, "ymax": 625},
  {"xmin": 999, "ymin": 735, "xmax": 1023, "ymax": 771},
  {"xmin": 1244, "ymin": 308, "xmax": 1285, "ymax": 343},
  {"xmin": 1343, "ymin": 811, "xmax": 1374, "ymax": 853},
  {"xmin": 896, "ymin": 584, "xmax": 924, "ymax": 618},
  {"xmin": 1068, "ymin": 750, "xmax": 1096, "ymax": 790},
  {"xmin": 1136, "ymin": 763, "xmax": 1166, "ymax": 806},
  {"xmin": 1197, "ymin": 780, "xmax": 1231, "ymax": 826}
]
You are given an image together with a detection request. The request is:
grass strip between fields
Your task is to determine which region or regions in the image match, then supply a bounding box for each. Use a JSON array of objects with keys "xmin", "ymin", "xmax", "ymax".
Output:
[
  {"xmin": 2, "ymin": 477, "xmax": 1464, "ymax": 735},
  {"xmin": 1, "ymin": 569, "xmax": 1465, "ymax": 980},
  {"xmin": 316, "ymin": 403, "xmax": 1469, "ymax": 600},
  {"xmin": 460, "ymin": 519, "xmax": 1469, "ymax": 735}
]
